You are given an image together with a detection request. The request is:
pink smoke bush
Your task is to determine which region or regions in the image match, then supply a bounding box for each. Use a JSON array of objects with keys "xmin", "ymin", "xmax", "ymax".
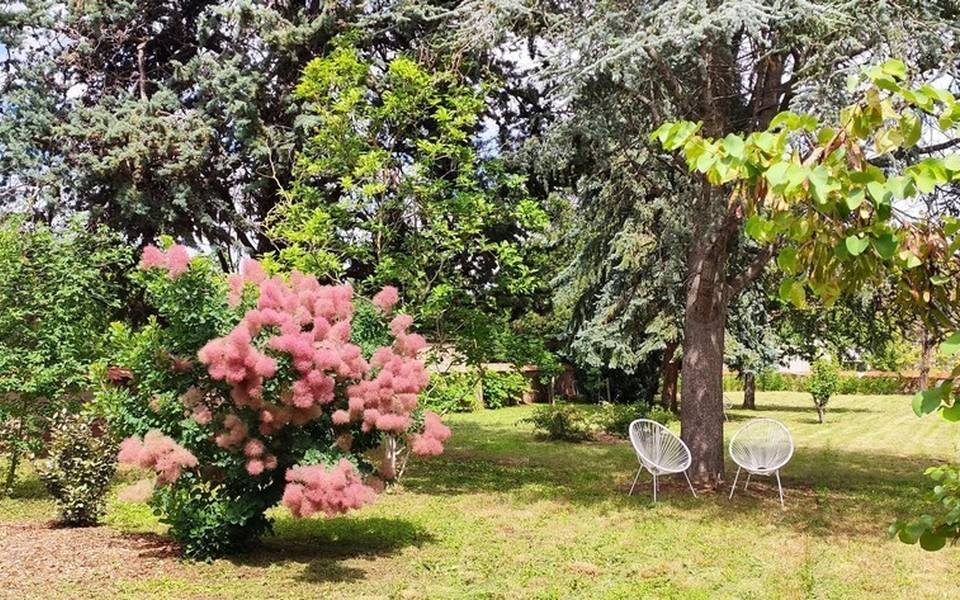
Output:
[
  {"xmin": 118, "ymin": 430, "xmax": 198, "ymax": 484},
  {"xmin": 131, "ymin": 247, "xmax": 451, "ymax": 521},
  {"xmin": 281, "ymin": 460, "xmax": 376, "ymax": 517},
  {"xmin": 139, "ymin": 244, "xmax": 192, "ymax": 279}
]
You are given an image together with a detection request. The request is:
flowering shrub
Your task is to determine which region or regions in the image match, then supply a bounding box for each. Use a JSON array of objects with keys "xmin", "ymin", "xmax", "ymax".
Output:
[{"xmin": 97, "ymin": 243, "xmax": 449, "ymax": 559}]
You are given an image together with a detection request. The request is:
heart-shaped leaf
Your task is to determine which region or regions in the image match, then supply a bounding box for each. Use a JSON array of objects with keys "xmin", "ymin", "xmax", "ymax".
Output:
[{"xmin": 845, "ymin": 235, "xmax": 869, "ymax": 256}]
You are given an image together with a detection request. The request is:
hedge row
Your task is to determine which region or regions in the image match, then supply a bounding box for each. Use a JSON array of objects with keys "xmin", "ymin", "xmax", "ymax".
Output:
[{"xmin": 722, "ymin": 371, "xmax": 914, "ymax": 395}]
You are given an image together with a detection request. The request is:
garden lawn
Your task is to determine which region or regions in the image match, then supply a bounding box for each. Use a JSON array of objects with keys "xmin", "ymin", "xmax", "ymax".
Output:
[{"xmin": 2, "ymin": 391, "xmax": 960, "ymax": 599}]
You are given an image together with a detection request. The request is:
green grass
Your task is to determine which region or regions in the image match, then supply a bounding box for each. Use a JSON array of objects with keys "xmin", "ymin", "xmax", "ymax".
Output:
[{"xmin": 4, "ymin": 392, "xmax": 960, "ymax": 599}]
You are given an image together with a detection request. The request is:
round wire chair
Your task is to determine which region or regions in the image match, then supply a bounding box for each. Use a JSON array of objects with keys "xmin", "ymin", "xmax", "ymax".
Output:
[
  {"xmin": 728, "ymin": 418, "xmax": 794, "ymax": 507},
  {"xmin": 628, "ymin": 419, "xmax": 697, "ymax": 502}
]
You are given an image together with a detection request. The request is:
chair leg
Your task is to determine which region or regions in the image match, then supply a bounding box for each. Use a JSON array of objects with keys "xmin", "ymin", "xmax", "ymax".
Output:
[
  {"xmin": 744, "ymin": 473, "xmax": 752, "ymax": 491},
  {"xmin": 729, "ymin": 466, "xmax": 741, "ymax": 500},
  {"xmin": 775, "ymin": 470, "xmax": 784, "ymax": 509},
  {"xmin": 628, "ymin": 466, "xmax": 643, "ymax": 496},
  {"xmin": 683, "ymin": 470, "xmax": 697, "ymax": 498},
  {"xmin": 652, "ymin": 473, "xmax": 658, "ymax": 503}
]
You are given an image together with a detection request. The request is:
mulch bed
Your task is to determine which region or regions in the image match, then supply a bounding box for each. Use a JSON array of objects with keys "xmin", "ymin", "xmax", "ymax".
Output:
[{"xmin": 0, "ymin": 521, "xmax": 181, "ymax": 598}]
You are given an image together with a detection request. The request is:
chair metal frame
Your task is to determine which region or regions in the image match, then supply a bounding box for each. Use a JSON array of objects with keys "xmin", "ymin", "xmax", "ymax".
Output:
[
  {"xmin": 627, "ymin": 419, "xmax": 697, "ymax": 502},
  {"xmin": 727, "ymin": 417, "xmax": 794, "ymax": 508}
]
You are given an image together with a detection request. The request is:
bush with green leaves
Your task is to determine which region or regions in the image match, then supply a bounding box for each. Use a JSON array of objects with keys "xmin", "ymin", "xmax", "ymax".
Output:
[
  {"xmin": 809, "ymin": 359, "xmax": 840, "ymax": 423},
  {"xmin": 594, "ymin": 402, "xmax": 649, "ymax": 437},
  {"xmin": 0, "ymin": 216, "xmax": 131, "ymax": 494},
  {"xmin": 420, "ymin": 373, "xmax": 483, "ymax": 414},
  {"xmin": 481, "ymin": 371, "xmax": 529, "ymax": 409},
  {"xmin": 524, "ymin": 404, "xmax": 592, "ymax": 442},
  {"xmin": 37, "ymin": 411, "xmax": 119, "ymax": 526},
  {"xmin": 646, "ymin": 406, "xmax": 677, "ymax": 427}
]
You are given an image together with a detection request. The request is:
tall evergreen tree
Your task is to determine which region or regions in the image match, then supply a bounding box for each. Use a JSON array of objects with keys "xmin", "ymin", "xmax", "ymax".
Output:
[{"xmin": 424, "ymin": 0, "xmax": 959, "ymax": 483}]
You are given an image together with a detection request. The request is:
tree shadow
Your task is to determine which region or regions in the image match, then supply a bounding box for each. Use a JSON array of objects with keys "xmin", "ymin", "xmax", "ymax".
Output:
[
  {"xmin": 726, "ymin": 404, "xmax": 875, "ymax": 418},
  {"xmin": 403, "ymin": 419, "xmax": 946, "ymax": 542},
  {"xmin": 228, "ymin": 516, "xmax": 432, "ymax": 584}
]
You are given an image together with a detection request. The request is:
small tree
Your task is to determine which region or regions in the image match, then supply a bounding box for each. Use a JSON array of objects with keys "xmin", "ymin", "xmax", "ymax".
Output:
[{"xmin": 808, "ymin": 358, "xmax": 840, "ymax": 424}]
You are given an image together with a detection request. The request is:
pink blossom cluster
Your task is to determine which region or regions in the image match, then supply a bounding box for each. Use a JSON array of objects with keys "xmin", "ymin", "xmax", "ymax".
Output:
[
  {"xmin": 198, "ymin": 324, "xmax": 278, "ymax": 408},
  {"xmin": 118, "ymin": 430, "xmax": 198, "ymax": 484},
  {"xmin": 181, "ymin": 387, "xmax": 213, "ymax": 425},
  {"xmin": 242, "ymin": 438, "xmax": 278, "ymax": 476},
  {"xmin": 341, "ymin": 314, "xmax": 429, "ymax": 433},
  {"xmin": 139, "ymin": 244, "xmax": 192, "ymax": 279},
  {"xmin": 281, "ymin": 460, "xmax": 376, "ymax": 517},
  {"xmin": 410, "ymin": 411, "xmax": 452, "ymax": 456},
  {"xmin": 215, "ymin": 414, "xmax": 249, "ymax": 448},
  {"xmin": 371, "ymin": 285, "xmax": 399, "ymax": 313}
]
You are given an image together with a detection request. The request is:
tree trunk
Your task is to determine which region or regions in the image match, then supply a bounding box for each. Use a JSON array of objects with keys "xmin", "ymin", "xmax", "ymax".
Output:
[
  {"xmin": 664, "ymin": 360, "xmax": 680, "ymax": 413},
  {"xmin": 742, "ymin": 372, "xmax": 756, "ymax": 409},
  {"xmin": 660, "ymin": 340, "xmax": 679, "ymax": 411},
  {"xmin": 2, "ymin": 432, "xmax": 20, "ymax": 496},
  {"xmin": 679, "ymin": 220, "xmax": 730, "ymax": 487},
  {"xmin": 816, "ymin": 404, "xmax": 825, "ymax": 424}
]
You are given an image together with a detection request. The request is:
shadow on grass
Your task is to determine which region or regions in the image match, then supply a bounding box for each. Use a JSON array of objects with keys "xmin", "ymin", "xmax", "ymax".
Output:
[
  {"xmin": 229, "ymin": 516, "xmax": 433, "ymax": 584},
  {"xmin": 3, "ymin": 472, "xmax": 48, "ymax": 500},
  {"xmin": 724, "ymin": 405, "xmax": 876, "ymax": 420},
  {"xmin": 403, "ymin": 419, "xmax": 943, "ymax": 542}
]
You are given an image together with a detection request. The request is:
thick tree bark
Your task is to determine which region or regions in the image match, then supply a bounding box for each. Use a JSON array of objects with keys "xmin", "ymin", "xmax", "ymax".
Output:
[
  {"xmin": 742, "ymin": 372, "xmax": 756, "ymax": 409},
  {"xmin": 679, "ymin": 204, "xmax": 731, "ymax": 486}
]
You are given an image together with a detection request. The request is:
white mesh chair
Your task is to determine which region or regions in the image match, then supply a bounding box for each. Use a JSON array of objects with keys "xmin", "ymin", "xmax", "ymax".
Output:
[
  {"xmin": 628, "ymin": 419, "xmax": 697, "ymax": 502},
  {"xmin": 728, "ymin": 418, "xmax": 794, "ymax": 508}
]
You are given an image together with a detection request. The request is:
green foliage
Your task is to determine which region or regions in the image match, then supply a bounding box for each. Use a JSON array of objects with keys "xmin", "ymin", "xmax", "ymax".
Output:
[
  {"xmin": 809, "ymin": 359, "xmax": 840, "ymax": 414},
  {"xmin": 481, "ymin": 371, "xmax": 529, "ymax": 409},
  {"xmin": 646, "ymin": 406, "xmax": 677, "ymax": 427},
  {"xmin": 0, "ymin": 216, "xmax": 131, "ymax": 493},
  {"xmin": 593, "ymin": 402, "xmax": 647, "ymax": 437},
  {"xmin": 524, "ymin": 404, "xmax": 592, "ymax": 442},
  {"xmin": 420, "ymin": 373, "xmax": 483, "ymax": 414},
  {"xmin": 36, "ymin": 411, "xmax": 119, "ymax": 526},
  {"xmin": 274, "ymin": 41, "xmax": 556, "ymax": 366},
  {"xmin": 0, "ymin": 2, "xmax": 383, "ymax": 252},
  {"xmin": 891, "ymin": 464, "xmax": 960, "ymax": 552},
  {"xmin": 151, "ymin": 473, "xmax": 279, "ymax": 560}
]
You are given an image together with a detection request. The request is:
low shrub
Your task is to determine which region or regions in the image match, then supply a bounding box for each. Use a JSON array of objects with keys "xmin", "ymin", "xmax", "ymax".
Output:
[
  {"xmin": 420, "ymin": 373, "xmax": 482, "ymax": 413},
  {"xmin": 95, "ymin": 246, "xmax": 450, "ymax": 559},
  {"xmin": 481, "ymin": 370, "xmax": 528, "ymax": 409},
  {"xmin": 524, "ymin": 404, "xmax": 592, "ymax": 442},
  {"xmin": 646, "ymin": 406, "xmax": 676, "ymax": 426},
  {"xmin": 37, "ymin": 411, "xmax": 118, "ymax": 526},
  {"xmin": 594, "ymin": 402, "xmax": 648, "ymax": 437}
]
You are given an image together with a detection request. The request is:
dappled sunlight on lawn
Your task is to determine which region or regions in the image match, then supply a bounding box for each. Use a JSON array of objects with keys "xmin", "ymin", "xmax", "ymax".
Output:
[{"xmin": 3, "ymin": 392, "xmax": 960, "ymax": 598}]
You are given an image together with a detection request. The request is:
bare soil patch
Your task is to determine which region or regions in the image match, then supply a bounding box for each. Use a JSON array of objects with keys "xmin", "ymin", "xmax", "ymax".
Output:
[{"xmin": 0, "ymin": 520, "xmax": 180, "ymax": 598}]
